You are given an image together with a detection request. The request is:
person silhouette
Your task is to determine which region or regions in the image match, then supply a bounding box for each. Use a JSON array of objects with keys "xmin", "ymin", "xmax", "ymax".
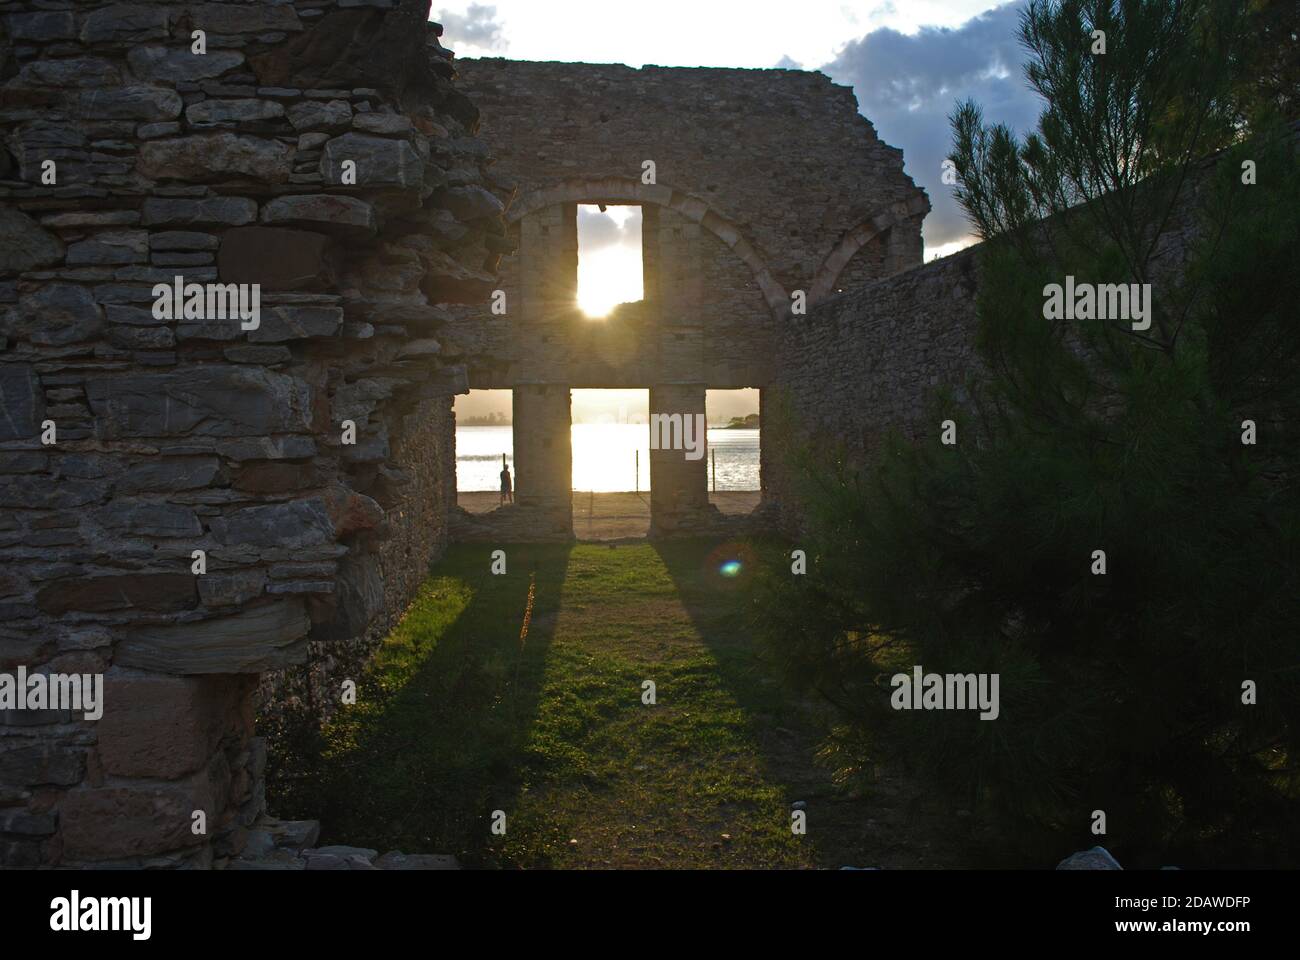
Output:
[{"xmin": 499, "ymin": 462, "xmax": 513, "ymax": 505}]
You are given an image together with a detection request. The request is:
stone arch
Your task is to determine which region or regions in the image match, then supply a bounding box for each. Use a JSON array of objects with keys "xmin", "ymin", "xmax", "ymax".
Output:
[
  {"xmin": 507, "ymin": 177, "xmax": 789, "ymax": 319},
  {"xmin": 808, "ymin": 195, "xmax": 930, "ymax": 303}
]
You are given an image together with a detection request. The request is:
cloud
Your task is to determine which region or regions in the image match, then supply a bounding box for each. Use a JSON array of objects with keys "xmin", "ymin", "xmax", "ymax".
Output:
[
  {"xmin": 774, "ymin": 54, "xmax": 803, "ymax": 69},
  {"xmin": 436, "ymin": 3, "xmax": 509, "ymax": 54},
  {"xmin": 577, "ymin": 205, "xmax": 641, "ymax": 253},
  {"xmin": 820, "ymin": 1, "xmax": 1042, "ymax": 252}
]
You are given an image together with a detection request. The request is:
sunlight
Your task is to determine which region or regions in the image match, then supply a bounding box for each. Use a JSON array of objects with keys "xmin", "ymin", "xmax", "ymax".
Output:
[
  {"xmin": 570, "ymin": 389, "xmax": 650, "ymax": 491},
  {"xmin": 576, "ymin": 204, "xmax": 643, "ymax": 318}
]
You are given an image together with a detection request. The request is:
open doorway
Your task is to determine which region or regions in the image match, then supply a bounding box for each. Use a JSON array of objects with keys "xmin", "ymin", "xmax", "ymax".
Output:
[
  {"xmin": 705, "ymin": 388, "xmax": 761, "ymax": 516},
  {"xmin": 453, "ymin": 388, "xmax": 513, "ymax": 513},
  {"xmin": 571, "ymin": 388, "xmax": 649, "ymax": 539}
]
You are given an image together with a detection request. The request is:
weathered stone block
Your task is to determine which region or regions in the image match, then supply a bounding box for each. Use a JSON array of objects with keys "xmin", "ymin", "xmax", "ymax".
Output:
[
  {"xmin": 0, "ymin": 364, "xmax": 45, "ymax": 441},
  {"xmin": 117, "ymin": 457, "xmax": 221, "ymax": 493},
  {"xmin": 60, "ymin": 776, "xmax": 212, "ymax": 860},
  {"xmin": 104, "ymin": 304, "xmax": 164, "ymax": 326},
  {"xmin": 96, "ymin": 500, "xmax": 203, "ymax": 538},
  {"xmin": 249, "ymin": 305, "xmax": 344, "ymax": 342},
  {"xmin": 0, "ymin": 808, "xmax": 57, "ymax": 836},
  {"xmin": 322, "ymin": 483, "xmax": 384, "ymax": 536},
  {"xmin": 186, "ymin": 98, "xmax": 286, "ymax": 126},
  {"xmin": 188, "ymin": 2, "xmax": 304, "ymax": 34},
  {"xmin": 0, "ymin": 476, "xmax": 107, "ymax": 510},
  {"xmin": 138, "ymin": 121, "xmax": 182, "ymax": 139},
  {"xmin": 215, "ymin": 436, "xmax": 317, "ymax": 461},
  {"xmin": 66, "ymin": 230, "xmax": 150, "ymax": 266},
  {"xmin": 5, "ymin": 11, "xmax": 76, "ymax": 41},
  {"xmin": 138, "ymin": 134, "xmax": 294, "ymax": 182},
  {"xmin": 80, "ymin": 5, "xmax": 172, "ymax": 44},
  {"xmin": 36, "ymin": 574, "xmax": 198, "ymax": 615},
  {"xmin": 375, "ymin": 852, "xmax": 461, "ymax": 870},
  {"xmin": 0, "ymin": 743, "xmax": 85, "ymax": 788},
  {"xmin": 209, "ymin": 498, "xmax": 335, "ymax": 549},
  {"xmin": 261, "ymin": 194, "xmax": 375, "ymax": 234},
  {"xmin": 20, "ymin": 57, "xmax": 121, "ymax": 87},
  {"xmin": 197, "ymin": 570, "xmax": 267, "ymax": 608},
  {"xmin": 0, "ymin": 208, "xmax": 64, "ymax": 274},
  {"xmin": 97, "ymin": 674, "xmax": 245, "ymax": 779},
  {"xmin": 352, "ymin": 112, "xmax": 412, "ymax": 135},
  {"xmin": 287, "ymin": 99, "xmax": 352, "ymax": 132},
  {"xmin": 141, "ymin": 197, "xmax": 258, "ymax": 227},
  {"xmin": 150, "ymin": 231, "xmax": 220, "ymax": 252},
  {"xmin": 436, "ymin": 185, "xmax": 504, "ymax": 221},
  {"xmin": 6, "ymin": 284, "xmax": 104, "ymax": 346},
  {"xmin": 77, "ymin": 86, "xmax": 183, "ymax": 121},
  {"xmin": 127, "ymin": 46, "xmax": 245, "ymax": 83},
  {"xmin": 310, "ymin": 553, "xmax": 381, "ymax": 642},
  {"xmin": 116, "ymin": 599, "xmax": 311, "ymax": 673},
  {"xmin": 86, "ymin": 367, "xmax": 314, "ymax": 438},
  {"xmin": 321, "ymin": 133, "xmax": 421, "ymax": 189}
]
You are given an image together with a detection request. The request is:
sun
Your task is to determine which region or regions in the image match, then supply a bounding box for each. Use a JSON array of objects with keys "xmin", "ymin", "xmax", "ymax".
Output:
[{"xmin": 576, "ymin": 205, "xmax": 644, "ymax": 318}]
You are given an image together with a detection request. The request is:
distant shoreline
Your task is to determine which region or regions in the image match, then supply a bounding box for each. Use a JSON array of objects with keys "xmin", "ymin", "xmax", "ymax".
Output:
[{"xmin": 457, "ymin": 421, "xmax": 761, "ymax": 429}]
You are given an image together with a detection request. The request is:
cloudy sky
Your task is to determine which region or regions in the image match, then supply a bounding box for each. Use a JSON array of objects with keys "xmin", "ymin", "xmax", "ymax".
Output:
[{"xmin": 435, "ymin": 0, "xmax": 1043, "ymax": 260}]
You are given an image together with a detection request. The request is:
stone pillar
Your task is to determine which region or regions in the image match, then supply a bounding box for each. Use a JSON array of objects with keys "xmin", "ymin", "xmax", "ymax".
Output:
[
  {"xmin": 515, "ymin": 204, "xmax": 578, "ymax": 383},
  {"xmin": 511, "ymin": 383, "xmax": 572, "ymax": 537},
  {"xmin": 649, "ymin": 383, "xmax": 712, "ymax": 535}
]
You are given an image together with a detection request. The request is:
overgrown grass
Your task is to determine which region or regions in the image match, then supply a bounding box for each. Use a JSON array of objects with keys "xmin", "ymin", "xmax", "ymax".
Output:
[{"xmin": 267, "ymin": 539, "xmax": 977, "ymax": 868}]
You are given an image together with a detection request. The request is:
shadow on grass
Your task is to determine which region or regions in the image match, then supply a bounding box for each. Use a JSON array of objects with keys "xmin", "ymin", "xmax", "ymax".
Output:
[
  {"xmin": 270, "ymin": 543, "xmax": 574, "ymax": 867},
  {"xmin": 650, "ymin": 537, "xmax": 984, "ymax": 868}
]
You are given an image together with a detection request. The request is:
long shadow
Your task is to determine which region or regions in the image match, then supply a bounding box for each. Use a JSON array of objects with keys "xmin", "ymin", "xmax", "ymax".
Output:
[
  {"xmin": 280, "ymin": 542, "xmax": 574, "ymax": 867},
  {"xmin": 650, "ymin": 537, "xmax": 985, "ymax": 868}
]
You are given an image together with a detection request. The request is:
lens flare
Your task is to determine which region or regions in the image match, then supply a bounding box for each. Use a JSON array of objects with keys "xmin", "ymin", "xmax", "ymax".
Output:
[{"xmin": 719, "ymin": 560, "xmax": 743, "ymax": 577}]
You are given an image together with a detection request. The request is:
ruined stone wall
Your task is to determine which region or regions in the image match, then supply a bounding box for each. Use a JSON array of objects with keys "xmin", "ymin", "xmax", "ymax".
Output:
[
  {"xmin": 438, "ymin": 58, "xmax": 927, "ymax": 540},
  {"xmin": 769, "ymin": 131, "xmax": 1270, "ymax": 526},
  {"xmin": 456, "ymin": 59, "xmax": 925, "ymax": 293},
  {"xmin": 774, "ymin": 247, "xmax": 982, "ymax": 483},
  {"xmin": 439, "ymin": 59, "xmax": 930, "ymax": 392},
  {"xmin": 0, "ymin": 0, "xmax": 506, "ymax": 866}
]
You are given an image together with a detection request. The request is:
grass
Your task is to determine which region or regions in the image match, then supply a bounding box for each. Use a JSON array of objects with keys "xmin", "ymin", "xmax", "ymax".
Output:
[{"xmin": 267, "ymin": 538, "xmax": 976, "ymax": 868}]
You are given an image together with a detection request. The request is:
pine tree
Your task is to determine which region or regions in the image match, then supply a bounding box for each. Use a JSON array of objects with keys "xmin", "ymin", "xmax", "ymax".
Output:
[{"xmin": 761, "ymin": 0, "xmax": 1300, "ymax": 866}]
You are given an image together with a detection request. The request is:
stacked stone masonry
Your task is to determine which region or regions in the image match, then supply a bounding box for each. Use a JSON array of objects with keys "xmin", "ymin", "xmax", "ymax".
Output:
[
  {"xmin": 769, "ymin": 131, "xmax": 1275, "ymax": 528},
  {"xmin": 444, "ymin": 58, "xmax": 928, "ymax": 539},
  {"xmin": 1, "ymin": 5, "xmax": 948, "ymax": 868},
  {"xmin": 0, "ymin": 0, "xmax": 510, "ymax": 867}
]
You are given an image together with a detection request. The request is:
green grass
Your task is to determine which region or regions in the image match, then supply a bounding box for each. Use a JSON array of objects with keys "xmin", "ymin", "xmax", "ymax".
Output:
[{"xmin": 268, "ymin": 539, "xmax": 976, "ymax": 868}]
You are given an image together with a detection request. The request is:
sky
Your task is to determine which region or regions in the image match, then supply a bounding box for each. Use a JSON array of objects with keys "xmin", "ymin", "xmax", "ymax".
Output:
[
  {"xmin": 440, "ymin": 1, "xmax": 1044, "ymax": 421},
  {"xmin": 435, "ymin": 0, "xmax": 1043, "ymax": 259}
]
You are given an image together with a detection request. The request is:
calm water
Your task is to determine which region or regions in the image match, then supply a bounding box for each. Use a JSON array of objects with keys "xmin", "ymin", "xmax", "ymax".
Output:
[{"xmin": 456, "ymin": 424, "xmax": 760, "ymax": 492}]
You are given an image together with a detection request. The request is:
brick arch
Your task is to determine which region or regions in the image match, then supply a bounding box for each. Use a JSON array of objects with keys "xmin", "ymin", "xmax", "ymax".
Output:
[
  {"xmin": 507, "ymin": 177, "xmax": 789, "ymax": 319},
  {"xmin": 808, "ymin": 195, "xmax": 930, "ymax": 303}
]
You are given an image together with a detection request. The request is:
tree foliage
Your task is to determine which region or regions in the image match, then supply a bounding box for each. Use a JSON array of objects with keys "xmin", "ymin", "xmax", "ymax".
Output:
[{"xmin": 759, "ymin": 0, "xmax": 1300, "ymax": 865}]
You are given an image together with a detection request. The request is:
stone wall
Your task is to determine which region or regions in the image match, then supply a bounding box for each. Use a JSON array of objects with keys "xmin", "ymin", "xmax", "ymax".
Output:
[
  {"xmin": 768, "ymin": 129, "xmax": 1282, "ymax": 527},
  {"xmin": 773, "ymin": 247, "xmax": 983, "ymax": 496},
  {"xmin": 436, "ymin": 58, "xmax": 929, "ymax": 538},
  {"xmin": 0, "ymin": 0, "xmax": 507, "ymax": 866}
]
